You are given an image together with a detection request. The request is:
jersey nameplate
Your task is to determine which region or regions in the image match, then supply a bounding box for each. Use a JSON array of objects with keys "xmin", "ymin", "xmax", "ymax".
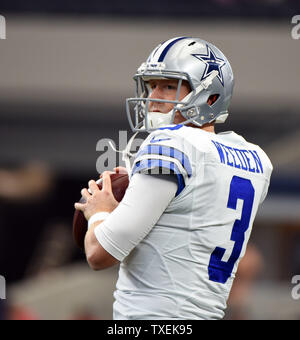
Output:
[{"xmin": 211, "ymin": 140, "xmax": 263, "ymax": 174}]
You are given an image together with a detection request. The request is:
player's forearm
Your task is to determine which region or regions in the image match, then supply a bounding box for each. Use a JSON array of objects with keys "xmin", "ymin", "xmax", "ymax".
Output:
[{"xmin": 84, "ymin": 221, "xmax": 119, "ymax": 270}]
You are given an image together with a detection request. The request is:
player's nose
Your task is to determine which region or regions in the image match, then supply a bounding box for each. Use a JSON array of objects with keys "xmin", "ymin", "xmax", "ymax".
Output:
[{"xmin": 149, "ymin": 86, "xmax": 163, "ymax": 100}]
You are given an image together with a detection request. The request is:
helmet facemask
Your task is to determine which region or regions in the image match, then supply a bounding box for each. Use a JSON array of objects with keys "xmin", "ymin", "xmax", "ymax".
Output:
[{"xmin": 126, "ymin": 69, "xmax": 193, "ymax": 132}]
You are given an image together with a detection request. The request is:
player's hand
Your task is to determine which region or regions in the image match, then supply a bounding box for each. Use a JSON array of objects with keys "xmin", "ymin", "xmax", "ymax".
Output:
[
  {"xmin": 98, "ymin": 166, "xmax": 127, "ymax": 180},
  {"xmin": 74, "ymin": 171, "xmax": 119, "ymax": 221}
]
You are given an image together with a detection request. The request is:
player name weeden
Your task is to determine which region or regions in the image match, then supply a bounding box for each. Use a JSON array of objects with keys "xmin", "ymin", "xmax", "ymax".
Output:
[
  {"xmin": 211, "ymin": 140, "xmax": 264, "ymax": 174},
  {"xmin": 107, "ymin": 325, "xmax": 141, "ymax": 337}
]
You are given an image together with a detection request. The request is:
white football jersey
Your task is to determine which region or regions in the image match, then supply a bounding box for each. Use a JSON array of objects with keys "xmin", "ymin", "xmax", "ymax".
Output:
[{"xmin": 113, "ymin": 124, "xmax": 273, "ymax": 320}]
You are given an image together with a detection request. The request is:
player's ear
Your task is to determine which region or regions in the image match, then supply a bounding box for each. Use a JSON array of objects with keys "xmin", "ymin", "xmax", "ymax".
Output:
[{"xmin": 207, "ymin": 94, "xmax": 220, "ymax": 106}]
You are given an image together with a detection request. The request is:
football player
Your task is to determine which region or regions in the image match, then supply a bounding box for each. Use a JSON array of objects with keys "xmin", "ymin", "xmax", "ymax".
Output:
[{"xmin": 75, "ymin": 37, "xmax": 273, "ymax": 320}]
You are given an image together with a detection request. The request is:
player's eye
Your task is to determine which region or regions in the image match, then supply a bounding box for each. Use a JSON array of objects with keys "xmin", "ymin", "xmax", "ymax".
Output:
[{"xmin": 166, "ymin": 84, "xmax": 177, "ymax": 90}]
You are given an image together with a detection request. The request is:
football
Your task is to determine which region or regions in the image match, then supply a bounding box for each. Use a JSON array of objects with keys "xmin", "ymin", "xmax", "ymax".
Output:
[{"xmin": 73, "ymin": 173, "xmax": 129, "ymax": 250}]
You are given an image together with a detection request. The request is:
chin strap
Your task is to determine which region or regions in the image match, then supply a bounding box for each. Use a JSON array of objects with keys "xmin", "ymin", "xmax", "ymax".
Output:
[
  {"xmin": 147, "ymin": 111, "xmax": 173, "ymax": 129},
  {"xmin": 108, "ymin": 131, "xmax": 139, "ymax": 177}
]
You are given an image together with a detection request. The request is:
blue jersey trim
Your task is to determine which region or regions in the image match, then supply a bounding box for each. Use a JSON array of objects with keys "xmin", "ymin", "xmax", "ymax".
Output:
[
  {"xmin": 131, "ymin": 159, "xmax": 185, "ymax": 196},
  {"xmin": 136, "ymin": 144, "xmax": 192, "ymax": 177},
  {"xmin": 158, "ymin": 124, "xmax": 183, "ymax": 131}
]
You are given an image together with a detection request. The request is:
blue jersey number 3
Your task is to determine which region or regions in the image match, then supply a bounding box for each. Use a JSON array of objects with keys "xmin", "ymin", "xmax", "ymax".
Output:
[{"xmin": 208, "ymin": 176, "xmax": 255, "ymax": 284}]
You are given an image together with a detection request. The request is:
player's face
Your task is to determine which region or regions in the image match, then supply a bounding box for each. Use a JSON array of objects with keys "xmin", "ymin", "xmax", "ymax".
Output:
[{"xmin": 147, "ymin": 79, "xmax": 191, "ymax": 124}]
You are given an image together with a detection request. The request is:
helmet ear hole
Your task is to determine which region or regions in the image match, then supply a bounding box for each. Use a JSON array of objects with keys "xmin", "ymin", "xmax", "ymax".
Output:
[{"xmin": 207, "ymin": 94, "xmax": 220, "ymax": 106}]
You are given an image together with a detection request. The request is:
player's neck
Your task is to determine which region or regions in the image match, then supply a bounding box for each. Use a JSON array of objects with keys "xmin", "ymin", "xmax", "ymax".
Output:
[
  {"xmin": 201, "ymin": 123, "xmax": 215, "ymax": 133},
  {"xmin": 188, "ymin": 122, "xmax": 215, "ymax": 133}
]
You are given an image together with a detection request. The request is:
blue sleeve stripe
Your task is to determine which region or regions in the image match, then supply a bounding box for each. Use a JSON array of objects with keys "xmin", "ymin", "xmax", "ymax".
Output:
[
  {"xmin": 131, "ymin": 158, "xmax": 185, "ymax": 196},
  {"xmin": 136, "ymin": 144, "xmax": 192, "ymax": 177},
  {"xmin": 158, "ymin": 124, "xmax": 183, "ymax": 131}
]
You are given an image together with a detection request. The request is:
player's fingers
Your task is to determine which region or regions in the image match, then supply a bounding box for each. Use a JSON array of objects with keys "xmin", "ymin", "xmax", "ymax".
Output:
[
  {"xmin": 102, "ymin": 171, "xmax": 112, "ymax": 192},
  {"xmin": 74, "ymin": 202, "xmax": 85, "ymax": 211},
  {"xmin": 81, "ymin": 188, "xmax": 90, "ymax": 199},
  {"xmin": 99, "ymin": 170, "xmax": 114, "ymax": 179},
  {"xmin": 88, "ymin": 180, "xmax": 99, "ymax": 194}
]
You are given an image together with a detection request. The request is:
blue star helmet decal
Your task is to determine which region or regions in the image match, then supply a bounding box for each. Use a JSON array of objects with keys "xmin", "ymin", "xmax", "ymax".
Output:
[{"xmin": 192, "ymin": 45, "xmax": 226, "ymax": 86}]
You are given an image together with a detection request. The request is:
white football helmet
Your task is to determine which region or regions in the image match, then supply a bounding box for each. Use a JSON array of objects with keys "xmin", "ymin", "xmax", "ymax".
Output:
[{"xmin": 126, "ymin": 37, "xmax": 234, "ymax": 132}]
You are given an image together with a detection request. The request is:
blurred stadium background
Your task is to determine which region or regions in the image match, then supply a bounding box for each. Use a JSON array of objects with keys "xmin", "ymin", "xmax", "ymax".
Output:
[{"xmin": 0, "ymin": 0, "xmax": 300, "ymax": 320}]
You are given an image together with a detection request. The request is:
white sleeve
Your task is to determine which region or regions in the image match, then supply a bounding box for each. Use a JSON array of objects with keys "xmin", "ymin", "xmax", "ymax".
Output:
[{"xmin": 94, "ymin": 173, "xmax": 177, "ymax": 261}]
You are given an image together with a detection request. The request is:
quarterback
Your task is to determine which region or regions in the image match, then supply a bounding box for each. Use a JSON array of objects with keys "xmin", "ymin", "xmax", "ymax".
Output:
[{"xmin": 75, "ymin": 37, "xmax": 273, "ymax": 319}]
